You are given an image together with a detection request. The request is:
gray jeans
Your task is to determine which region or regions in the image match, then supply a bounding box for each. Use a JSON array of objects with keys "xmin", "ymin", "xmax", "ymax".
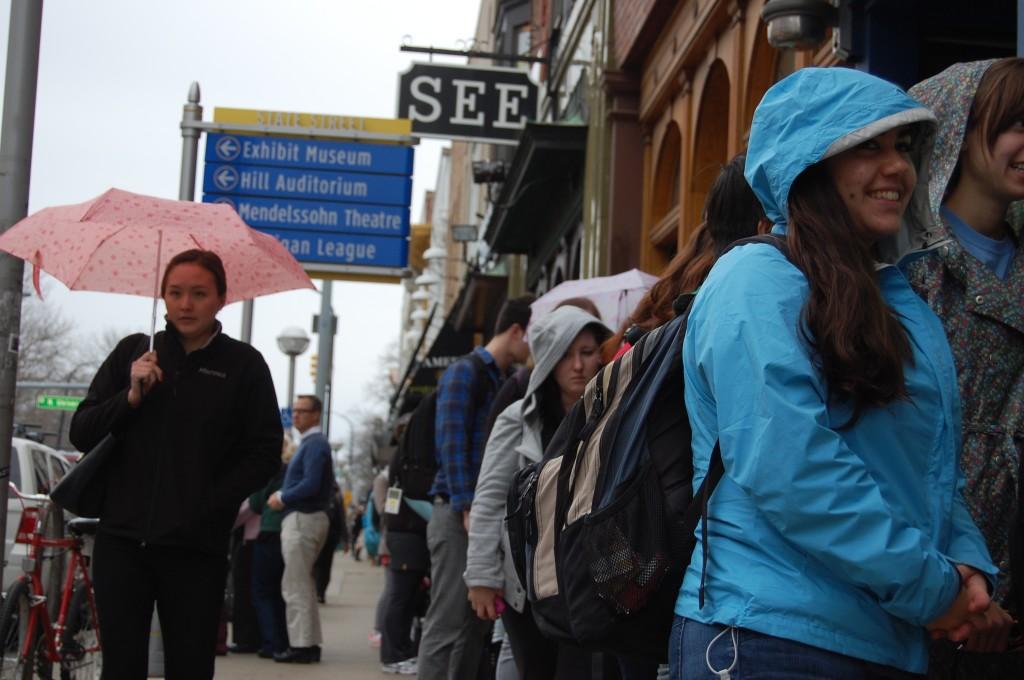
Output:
[{"xmin": 416, "ymin": 500, "xmax": 491, "ymax": 680}]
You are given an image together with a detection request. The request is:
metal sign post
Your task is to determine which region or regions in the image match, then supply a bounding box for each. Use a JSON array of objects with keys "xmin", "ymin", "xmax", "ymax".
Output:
[
  {"xmin": 0, "ymin": 0, "xmax": 43, "ymax": 593},
  {"xmin": 314, "ymin": 280, "xmax": 334, "ymax": 434}
]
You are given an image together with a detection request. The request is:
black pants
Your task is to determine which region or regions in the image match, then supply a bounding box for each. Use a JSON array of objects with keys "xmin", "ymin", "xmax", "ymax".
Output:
[
  {"xmin": 92, "ymin": 531, "xmax": 228, "ymax": 680},
  {"xmin": 230, "ymin": 538, "xmax": 261, "ymax": 647},
  {"xmin": 381, "ymin": 568, "xmax": 426, "ymax": 663},
  {"xmin": 501, "ymin": 602, "xmax": 592, "ymax": 680},
  {"xmin": 314, "ymin": 529, "xmax": 340, "ymax": 600}
]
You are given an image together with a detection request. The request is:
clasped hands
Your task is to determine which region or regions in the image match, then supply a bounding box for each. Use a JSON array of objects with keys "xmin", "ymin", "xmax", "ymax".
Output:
[{"xmin": 926, "ymin": 564, "xmax": 1016, "ymax": 653}]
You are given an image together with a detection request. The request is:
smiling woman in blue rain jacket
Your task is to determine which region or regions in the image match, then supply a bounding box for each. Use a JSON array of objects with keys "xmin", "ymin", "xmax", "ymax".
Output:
[{"xmin": 670, "ymin": 68, "xmax": 1000, "ymax": 679}]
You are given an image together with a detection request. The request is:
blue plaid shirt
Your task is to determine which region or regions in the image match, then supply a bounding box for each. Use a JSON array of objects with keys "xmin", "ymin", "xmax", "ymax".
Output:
[{"xmin": 429, "ymin": 347, "xmax": 502, "ymax": 511}]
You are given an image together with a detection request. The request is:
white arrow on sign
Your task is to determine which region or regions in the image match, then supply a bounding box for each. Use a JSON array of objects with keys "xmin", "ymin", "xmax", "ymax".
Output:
[
  {"xmin": 215, "ymin": 135, "xmax": 240, "ymax": 161},
  {"xmin": 213, "ymin": 166, "xmax": 238, "ymax": 191},
  {"xmin": 212, "ymin": 196, "xmax": 236, "ymax": 209}
]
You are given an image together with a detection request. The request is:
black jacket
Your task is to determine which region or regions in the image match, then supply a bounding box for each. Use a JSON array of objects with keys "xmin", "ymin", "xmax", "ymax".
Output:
[{"xmin": 69, "ymin": 323, "xmax": 283, "ymax": 555}]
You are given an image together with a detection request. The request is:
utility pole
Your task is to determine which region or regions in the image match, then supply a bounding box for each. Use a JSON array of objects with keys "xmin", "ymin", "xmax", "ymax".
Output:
[
  {"xmin": 314, "ymin": 280, "xmax": 334, "ymax": 435},
  {"xmin": 0, "ymin": 0, "xmax": 44, "ymax": 592}
]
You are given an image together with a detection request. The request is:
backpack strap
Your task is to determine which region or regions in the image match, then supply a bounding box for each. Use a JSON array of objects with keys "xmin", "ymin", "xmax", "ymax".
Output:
[{"xmin": 679, "ymin": 441, "xmax": 724, "ymax": 609}]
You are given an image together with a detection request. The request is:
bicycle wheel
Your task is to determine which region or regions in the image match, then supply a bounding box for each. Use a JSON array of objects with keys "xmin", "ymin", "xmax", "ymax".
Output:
[
  {"xmin": 0, "ymin": 579, "xmax": 37, "ymax": 680},
  {"xmin": 60, "ymin": 583, "xmax": 100, "ymax": 680}
]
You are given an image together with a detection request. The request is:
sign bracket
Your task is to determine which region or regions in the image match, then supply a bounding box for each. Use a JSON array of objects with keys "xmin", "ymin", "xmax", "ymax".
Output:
[{"xmin": 400, "ymin": 44, "xmax": 549, "ymax": 65}]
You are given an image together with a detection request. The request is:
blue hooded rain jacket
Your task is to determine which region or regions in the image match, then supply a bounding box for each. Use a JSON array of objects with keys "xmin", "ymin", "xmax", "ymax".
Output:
[{"xmin": 675, "ymin": 68, "xmax": 997, "ymax": 673}]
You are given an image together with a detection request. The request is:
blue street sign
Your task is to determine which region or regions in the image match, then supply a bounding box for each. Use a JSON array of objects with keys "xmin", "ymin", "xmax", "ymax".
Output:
[
  {"xmin": 281, "ymin": 407, "xmax": 293, "ymax": 430},
  {"xmin": 205, "ymin": 133, "xmax": 414, "ymax": 176},
  {"xmin": 202, "ymin": 163, "xmax": 412, "ymax": 207},
  {"xmin": 264, "ymin": 229, "xmax": 408, "ymax": 268},
  {"xmin": 203, "ymin": 194, "xmax": 410, "ymax": 237}
]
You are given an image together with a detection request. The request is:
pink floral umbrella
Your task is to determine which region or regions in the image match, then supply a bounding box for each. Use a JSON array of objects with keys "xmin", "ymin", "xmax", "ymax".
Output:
[{"xmin": 0, "ymin": 188, "xmax": 315, "ymax": 348}]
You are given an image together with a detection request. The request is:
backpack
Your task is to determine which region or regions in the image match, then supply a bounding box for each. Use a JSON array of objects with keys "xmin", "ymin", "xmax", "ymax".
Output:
[
  {"xmin": 504, "ymin": 235, "xmax": 787, "ymax": 661},
  {"xmin": 363, "ymin": 494, "xmax": 382, "ymax": 558},
  {"xmin": 387, "ymin": 352, "xmax": 491, "ymax": 534}
]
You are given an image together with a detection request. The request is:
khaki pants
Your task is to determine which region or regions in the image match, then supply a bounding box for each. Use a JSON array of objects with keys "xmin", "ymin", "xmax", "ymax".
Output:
[{"xmin": 281, "ymin": 511, "xmax": 329, "ymax": 648}]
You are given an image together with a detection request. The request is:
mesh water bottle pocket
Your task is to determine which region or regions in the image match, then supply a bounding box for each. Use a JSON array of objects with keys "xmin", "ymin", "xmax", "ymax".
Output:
[{"xmin": 582, "ymin": 464, "xmax": 683, "ymax": 615}]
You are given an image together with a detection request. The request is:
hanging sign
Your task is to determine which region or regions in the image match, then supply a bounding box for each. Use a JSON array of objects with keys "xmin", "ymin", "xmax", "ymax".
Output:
[{"xmin": 397, "ymin": 63, "xmax": 538, "ymax": 144}]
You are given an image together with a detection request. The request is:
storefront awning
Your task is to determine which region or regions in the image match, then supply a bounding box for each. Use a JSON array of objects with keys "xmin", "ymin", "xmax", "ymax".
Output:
[
  {"xmin": 483, "ymin": 123, "xmax": 587, "ymax": 254},
  {"xmin": 390, "ymin": 294, "xmax": 476, "ymax": 417},
  {"xmin": 454, "ymin": 272, "xmax": 508, "ymax": 334}
]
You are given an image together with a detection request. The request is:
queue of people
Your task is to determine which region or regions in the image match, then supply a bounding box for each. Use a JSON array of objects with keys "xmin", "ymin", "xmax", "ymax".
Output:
[
  {"xmin": 401, "ymin": 60, "xmax": 1022, "ymax": 680},
  {"xmin": 65, "ymin": 58, "xmax": 1023, "ymax": 680}
]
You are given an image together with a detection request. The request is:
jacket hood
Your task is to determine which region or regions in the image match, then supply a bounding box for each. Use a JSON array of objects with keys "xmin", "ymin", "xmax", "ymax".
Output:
[
  {"xmin": 745, "ymin": 68, "xmax": 939, "ymax": 262},
  {"xmin": 524, "ymin": 306, "xmax": 608, "ymax": 409},
  {"xmin": 908, "ymin": 59, "xmax": 1024, "ymax": 237}
]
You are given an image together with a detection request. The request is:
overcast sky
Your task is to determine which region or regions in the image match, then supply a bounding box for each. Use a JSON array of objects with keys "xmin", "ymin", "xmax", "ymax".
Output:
[{"xmin": 0, "ymin": 0, "xmax": 480, "ymax": 443}]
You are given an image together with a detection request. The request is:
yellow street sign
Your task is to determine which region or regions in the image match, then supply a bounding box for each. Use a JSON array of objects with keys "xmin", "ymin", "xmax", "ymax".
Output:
[{"xmin": 213, "ymin": 108, "xmax": 411, "ymax": 141}]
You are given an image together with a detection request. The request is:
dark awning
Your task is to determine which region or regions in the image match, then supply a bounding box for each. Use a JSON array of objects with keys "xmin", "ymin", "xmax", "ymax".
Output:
[
  {"xmin": 454, "ymin": 272, "xmax": 508, "ymax": 334},
  {"xmin": 390, "ymin": 294, "xmax": 476, "ymax": 417},
  {"xmin": 483, "ymin": 123, "xmax": 587, "ymax": 254}
]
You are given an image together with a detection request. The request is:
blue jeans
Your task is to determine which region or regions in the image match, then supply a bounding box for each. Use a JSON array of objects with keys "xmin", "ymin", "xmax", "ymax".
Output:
[
  {"xmin": 669, "ymin": 617, "xmax": 921, "ymax": 680},
  {"xmin": 251, "ymin": 537, "xmax": 289, "ymax": 655}
]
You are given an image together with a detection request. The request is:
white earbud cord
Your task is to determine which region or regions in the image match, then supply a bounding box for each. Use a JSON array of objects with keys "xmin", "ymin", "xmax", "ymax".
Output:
[{"xmin": 705, "ymin": 625, "xmax": 738, "ymax": 680}]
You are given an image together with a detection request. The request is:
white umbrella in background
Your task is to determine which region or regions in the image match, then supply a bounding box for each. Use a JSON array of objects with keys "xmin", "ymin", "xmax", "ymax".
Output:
[{"xmin": 530, "ymin": 269, "xmax": 659, "ymax": 333}]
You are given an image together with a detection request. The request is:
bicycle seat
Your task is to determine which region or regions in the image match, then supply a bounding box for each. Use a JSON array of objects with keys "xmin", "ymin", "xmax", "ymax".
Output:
[{"xmin": 67, "ymin": 518, "xmax": 100, "ymax": 536}]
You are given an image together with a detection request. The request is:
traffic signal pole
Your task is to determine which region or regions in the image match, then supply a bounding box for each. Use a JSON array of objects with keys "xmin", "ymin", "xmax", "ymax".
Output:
[{"xmin": 0, "ymin": 0, "xmax": 44, "ymax": 592}]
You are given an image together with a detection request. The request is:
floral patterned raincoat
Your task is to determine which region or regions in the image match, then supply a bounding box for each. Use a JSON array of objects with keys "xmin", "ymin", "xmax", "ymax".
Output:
[{"xmin": 906, "ymin": 60, "xmax": 1024, "ymax": 611}]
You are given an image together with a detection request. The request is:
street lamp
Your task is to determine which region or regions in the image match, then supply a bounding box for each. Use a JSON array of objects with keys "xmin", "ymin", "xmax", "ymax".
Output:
[{"xmin": 276, "ymin": 326, "xmax": 310, "ymax": 407}]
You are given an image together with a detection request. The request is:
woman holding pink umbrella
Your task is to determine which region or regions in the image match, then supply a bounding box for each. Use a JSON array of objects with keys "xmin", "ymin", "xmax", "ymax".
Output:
[{"xmin": 70, "ymin": 249, "xmax": 283, "ymax": 679}]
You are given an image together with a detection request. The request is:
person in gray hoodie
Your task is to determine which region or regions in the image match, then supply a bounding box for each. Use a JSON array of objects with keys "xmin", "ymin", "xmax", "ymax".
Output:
[{"xmin": 465, "ymin": 305, "xmax": 610, "ymax": 680}]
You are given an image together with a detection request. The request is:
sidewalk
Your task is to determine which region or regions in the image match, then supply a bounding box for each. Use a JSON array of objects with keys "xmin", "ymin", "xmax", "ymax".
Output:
[{"xmin": 212, "ymin": 553, "xmax": 387, "ymax": 679}]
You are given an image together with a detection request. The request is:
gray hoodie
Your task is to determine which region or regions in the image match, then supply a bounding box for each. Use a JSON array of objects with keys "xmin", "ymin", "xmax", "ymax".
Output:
[{"xmin": 464, "ymin": 306, "xmax": 608, "ymax": 611}]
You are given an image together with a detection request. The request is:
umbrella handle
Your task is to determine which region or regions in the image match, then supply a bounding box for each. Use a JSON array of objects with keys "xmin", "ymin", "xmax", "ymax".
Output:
[{"xmin": 149, "ymin": 230, "xmax": 162, "ymax": 352}]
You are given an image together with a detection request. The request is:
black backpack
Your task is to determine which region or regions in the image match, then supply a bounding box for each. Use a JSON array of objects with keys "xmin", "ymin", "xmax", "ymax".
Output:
[
  {"xmin": 387, "ymin": 352, "xmax": 490, "ymax": 534},
  {"xmin": 504, "ymin": 235, "xmax": 788, "ymax": 661}
]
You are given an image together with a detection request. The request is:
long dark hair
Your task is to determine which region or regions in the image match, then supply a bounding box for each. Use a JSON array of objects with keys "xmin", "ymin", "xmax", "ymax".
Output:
[
  {"xmin": 787, "ymin": 164, "xmax": 913, "ymax": 423},
  {"xmin": 603, "ymin": 154, "xmax": 765, "ymax": 358}
]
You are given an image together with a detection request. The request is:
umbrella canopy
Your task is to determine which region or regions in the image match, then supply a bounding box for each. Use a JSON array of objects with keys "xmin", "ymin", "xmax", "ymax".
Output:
[
  {"xmin": 0, "ymin": 188, "xmax": 314, "ymax": 305},
  {"xmin": 530, "ymin": 268, "xmax": 659, "ymax": 333}
]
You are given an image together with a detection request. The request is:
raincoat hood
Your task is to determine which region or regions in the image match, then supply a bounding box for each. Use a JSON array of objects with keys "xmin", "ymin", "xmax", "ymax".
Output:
[
  {"xmin": 745, "ymin": 68, "xmax": 939, "ymax": 262},
  {"xmin": 524, "ymin": 306, "xmax": 609, "ymax": 410},
  {"xmin": 908, "ymin": 59, "xmax": 1024, "ymax": 237}
]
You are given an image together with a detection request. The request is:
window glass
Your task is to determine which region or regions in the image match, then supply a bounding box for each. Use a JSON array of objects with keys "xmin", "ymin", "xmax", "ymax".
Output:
[
  {"xmin": 9, "ymin": 447, "xmax": 21, "ymax": 491},
  {"xmin": 515, "ymin": 24, "xmax": 531, "ymax": 56},
  {"xmin": 31, "ymin": 449, "xmax": 50, "ymax": 494},
  {"xmin": 48, "ymin": 454, "xmax": 68, "ymax": 484}
]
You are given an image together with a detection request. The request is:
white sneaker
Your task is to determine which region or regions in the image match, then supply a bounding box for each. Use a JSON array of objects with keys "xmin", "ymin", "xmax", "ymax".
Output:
[
  {"xmin": 397, "ymin": 658, "xmax": 418, "ymax": 676},
  {"xmin": 381, "ymin": 662, "xmax": 403, "ymax": 674}
]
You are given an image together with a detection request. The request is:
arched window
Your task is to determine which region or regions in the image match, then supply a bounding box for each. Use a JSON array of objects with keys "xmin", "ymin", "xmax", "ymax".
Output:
[
  {"xmin": 649, "ymin": 122, "xmax": 682, "ymax": 270},
  {"xmin": 745, "ymin": 24, "xmax": 779, "ymax": 139},
  {"xmin": 689, "ymin": 61, "xmax": 730, "ymax": 236}
]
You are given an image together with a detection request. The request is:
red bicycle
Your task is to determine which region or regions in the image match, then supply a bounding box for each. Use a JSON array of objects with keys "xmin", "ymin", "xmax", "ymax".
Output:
[{"xmin": 0, "ymin": 487, "xmax": 101, "ymax": 679}]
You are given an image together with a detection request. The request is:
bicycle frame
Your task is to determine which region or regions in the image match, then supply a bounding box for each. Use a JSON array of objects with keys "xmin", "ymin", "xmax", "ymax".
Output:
[{"xmin": 10, "ymin": 489, "xmax": 101, "ymax": 666}]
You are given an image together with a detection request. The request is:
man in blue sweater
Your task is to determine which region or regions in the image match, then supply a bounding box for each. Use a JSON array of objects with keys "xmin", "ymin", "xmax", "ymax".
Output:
[{"xmin": 268, "ymin": 394, "xmax": 333, "ymax": 663}]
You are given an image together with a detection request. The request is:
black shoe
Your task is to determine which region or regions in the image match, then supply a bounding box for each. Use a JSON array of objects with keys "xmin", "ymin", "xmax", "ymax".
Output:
[
  {"xmin": 273, "ymin": 646, "xmax": 321, "ymax": 663},
  {"xmin": 230, "ymin": 644, "xmax": 259, "ymax": 654},
  {"xmin": 258, "ymin": 649, "xmax": 276, "ymax": 659}
]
